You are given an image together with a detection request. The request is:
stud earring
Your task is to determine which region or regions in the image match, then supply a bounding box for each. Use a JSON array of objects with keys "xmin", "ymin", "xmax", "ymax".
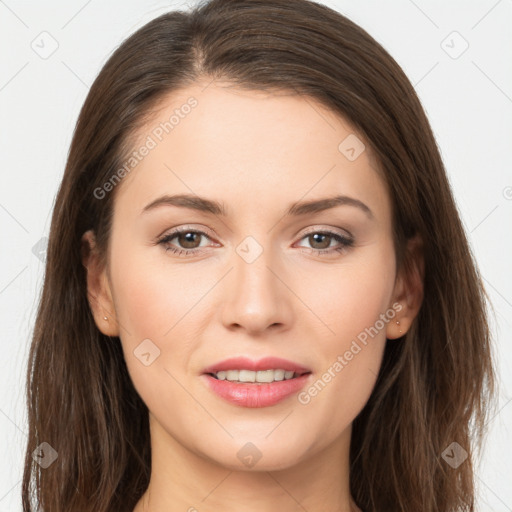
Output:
[
  {"xmin": 396, "ymin": 320, "xmax": 402, "ymax": 334},
  {"xmin": 103, "ymin": 316, "xmax": 108, "ymax": 321}
]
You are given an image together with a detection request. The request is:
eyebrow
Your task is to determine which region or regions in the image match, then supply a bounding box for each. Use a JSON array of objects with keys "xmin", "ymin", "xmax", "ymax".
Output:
[{"xmin": 141, "ymin": 193, "xmax": 374, "ymax": 219}]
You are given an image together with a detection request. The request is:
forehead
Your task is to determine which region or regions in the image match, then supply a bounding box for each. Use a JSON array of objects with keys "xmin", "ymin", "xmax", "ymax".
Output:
[{"xmin": 113, "ymin": 82, "xmax": 390, "ymax": 224}]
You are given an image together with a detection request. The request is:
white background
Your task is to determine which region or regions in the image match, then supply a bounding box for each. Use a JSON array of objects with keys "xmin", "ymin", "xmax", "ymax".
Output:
[{"xmin": 0, "ymin": 0, "xmax": 511, "ymax": 510}]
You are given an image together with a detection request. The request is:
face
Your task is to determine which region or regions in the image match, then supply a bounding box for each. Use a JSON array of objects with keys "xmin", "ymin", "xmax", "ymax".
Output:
[{"xmin": 85, "ymin": 81, "xmax": 414, "ymax": 472}]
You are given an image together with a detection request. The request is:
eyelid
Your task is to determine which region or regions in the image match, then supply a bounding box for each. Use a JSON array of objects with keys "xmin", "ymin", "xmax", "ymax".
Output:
[
  {"xmin": 156, "ymin": 224, "xmax": 216, "ymax": 240},
  {"xmin": 299, "ymin": 225, "xmax": 354, "ymax": 239},
  {"xmin": 157, "ymin": 224, "xmax": 353, "ymax": 244}
]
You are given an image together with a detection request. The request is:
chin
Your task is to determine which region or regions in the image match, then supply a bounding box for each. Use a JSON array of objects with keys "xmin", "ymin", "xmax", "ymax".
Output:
[{"xmin": 200, "ymin": 441, "xmax": 307, "ymax": 472}]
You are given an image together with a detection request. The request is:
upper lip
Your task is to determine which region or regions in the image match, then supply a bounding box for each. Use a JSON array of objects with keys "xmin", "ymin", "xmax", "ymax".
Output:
[{"xmin": 202, "ymin": 356, "xmax": 311, "ymax": 375}]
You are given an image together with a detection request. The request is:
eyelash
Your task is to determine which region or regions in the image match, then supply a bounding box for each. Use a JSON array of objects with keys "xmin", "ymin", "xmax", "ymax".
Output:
[{"xmin": 156, "ymin": 227, "xmax": 354, "ymax": 258}]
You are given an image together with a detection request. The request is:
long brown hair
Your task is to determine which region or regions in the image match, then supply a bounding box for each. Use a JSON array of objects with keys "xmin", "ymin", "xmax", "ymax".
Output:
[{"xmin": 22, "ymin": 0, "xmax": 496, "ymax": 510}]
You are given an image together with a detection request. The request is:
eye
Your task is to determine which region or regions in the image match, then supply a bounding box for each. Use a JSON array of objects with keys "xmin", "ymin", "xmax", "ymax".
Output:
[
  {"xmin": 157, "ymin": 227, "xmax": 214, "ymax": 257},
  {"xmin": 156, "ymin": 227, "xmax": 354, "ymax": 258},
  {"xmin": 295, "ymin": 229, "xmax": 354, "ymax": 256}
]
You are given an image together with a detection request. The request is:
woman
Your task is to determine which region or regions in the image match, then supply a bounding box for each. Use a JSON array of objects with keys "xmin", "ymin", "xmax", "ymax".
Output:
[{"xmin": 22, "ymin": 0, "xmax": 496, "ymax": 510}]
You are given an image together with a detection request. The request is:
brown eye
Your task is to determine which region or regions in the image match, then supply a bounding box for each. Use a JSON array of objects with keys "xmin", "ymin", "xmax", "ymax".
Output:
[
  {"xmin": 157, "ymin": 228, "xmax": 212, "ymax": 256},
  {"xmin": 307, "ymin": 233, "xmax": 332, "ymax": 250},
  {"xmin": 296, "ymin": 230, "xmax": 354, "ymax": 255},
  {"xmin": 175, "ymin": 231, "xmax": 203, "ymax": 249}
]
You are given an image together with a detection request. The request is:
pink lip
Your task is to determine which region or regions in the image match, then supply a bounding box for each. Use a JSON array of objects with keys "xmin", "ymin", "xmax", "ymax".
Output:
[
  {"xmin": 202, "ymin": 356, "xmax": 311, "ymax": 375},
  {"xmin": 201, "ymin": 373, "xmax": 312, "ymax": 408},
  {"xmin": 201, "ymin": 356, "xmax": 312, "ymax": 408}
]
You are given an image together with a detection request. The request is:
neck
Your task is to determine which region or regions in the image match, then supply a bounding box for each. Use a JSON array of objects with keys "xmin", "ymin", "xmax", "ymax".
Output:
[{"xmin": 133, "ymin": 414, "xmax": 361, "ymax": 512}]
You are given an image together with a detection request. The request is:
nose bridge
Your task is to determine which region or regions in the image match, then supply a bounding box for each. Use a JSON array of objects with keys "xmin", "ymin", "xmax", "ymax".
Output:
[{"xmin": 221, "ymin": 233, "xmax": 291, "ymax": 333}]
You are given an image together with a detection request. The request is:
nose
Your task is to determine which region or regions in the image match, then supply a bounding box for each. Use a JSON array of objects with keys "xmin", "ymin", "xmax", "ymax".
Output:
[{"xmin": 220, "ymin": 241, "xmax": 293, "ymax": 335}]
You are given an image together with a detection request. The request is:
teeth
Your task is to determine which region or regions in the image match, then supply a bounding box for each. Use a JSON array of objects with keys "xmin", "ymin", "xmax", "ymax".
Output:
[{"xmin": 214, "ymin": 369, "xmax": 298, "ymax": 383}]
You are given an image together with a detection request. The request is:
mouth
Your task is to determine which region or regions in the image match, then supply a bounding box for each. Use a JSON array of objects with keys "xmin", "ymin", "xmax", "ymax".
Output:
[{"xmin": 200, "ymin": 356, "xmax": 313, "ymax": 408}]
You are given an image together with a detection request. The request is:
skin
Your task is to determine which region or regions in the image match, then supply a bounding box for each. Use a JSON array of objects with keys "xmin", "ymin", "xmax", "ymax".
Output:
[{"xmin": 82, "ymin": 80, "xmax": 423, "ymax": 512}]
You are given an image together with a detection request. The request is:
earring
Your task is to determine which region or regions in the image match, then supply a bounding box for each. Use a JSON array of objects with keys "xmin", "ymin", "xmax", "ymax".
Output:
[
  {"xmin": 396, "ymin": 320, "xmax": 402, "ymax": 334},
  {"xmin": 103, "ymin": 316, "xmax": 108, "ymax": 321}
]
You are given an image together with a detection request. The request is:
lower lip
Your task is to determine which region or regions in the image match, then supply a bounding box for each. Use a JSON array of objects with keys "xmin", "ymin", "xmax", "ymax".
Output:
[{"xmin": 201, "ymin": 373, "xmax": 312, "ymax": 408}]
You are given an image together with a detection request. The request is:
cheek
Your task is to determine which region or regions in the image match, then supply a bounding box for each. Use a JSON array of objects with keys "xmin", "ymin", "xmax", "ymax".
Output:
[
  {"xmin": 302, "ymin": 243, "xmax": 395, "ymax": 345},
  {"xmin": 110, "ymin": 242, "xmax": 205, "ymax": 338},
  {"xmin": 108, "ymin": 243, "xmax": 203, "ymax": 385},
  {"xmin": 295, "ymin": 243, "xmax": 394, "ymax": 420},
  {"xmin": 109, "ymin": 248, "xmax": 204, "ymax": 413}
]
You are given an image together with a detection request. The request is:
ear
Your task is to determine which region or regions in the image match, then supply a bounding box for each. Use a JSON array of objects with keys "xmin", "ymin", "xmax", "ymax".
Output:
[
  {"xmin": 81, "ymin": 229, "xmax": 119, "ymax": 337},
  {"xmin": 386, "ymin": 233, "xmax": 424, "ymax": 340}
]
